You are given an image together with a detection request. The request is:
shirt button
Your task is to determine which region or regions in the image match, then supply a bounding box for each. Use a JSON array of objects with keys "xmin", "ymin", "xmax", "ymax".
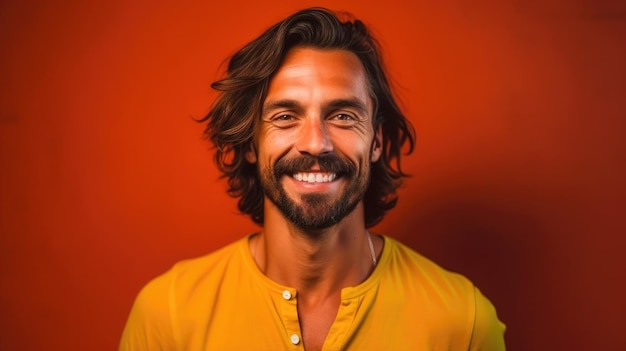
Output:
[
  {"xmin": 290, "ymin": 334, "xmax": 300, "ymax": 345},
  {"xmin": 282, "ymin": 290, "xmax": 292, "ymax": 300}
]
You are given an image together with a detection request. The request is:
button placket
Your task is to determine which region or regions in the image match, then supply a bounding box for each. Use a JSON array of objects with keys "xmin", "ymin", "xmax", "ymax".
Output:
[
  {"xmin": 279, "ymin": 288, "xmax": 303, "ymax": 348},
  {"xmin": 324, "ymin": 295, "xmax": 362, "ymax": 350}
]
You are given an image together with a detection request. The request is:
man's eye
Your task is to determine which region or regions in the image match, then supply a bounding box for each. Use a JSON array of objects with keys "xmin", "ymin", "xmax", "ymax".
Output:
[
  {"xmin": 274, "ymin": 114, "xmax": 293, "ymax": 121},
  {"xmin": 268, "ymin": 114, "xmax": 298, "ymax": 128},
  {"xmin": 331, "ymin": 113, "xmax": 356, "ymax": 122}
]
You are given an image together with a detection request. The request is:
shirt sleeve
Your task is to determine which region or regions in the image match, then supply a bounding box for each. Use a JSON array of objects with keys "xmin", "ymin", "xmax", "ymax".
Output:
[
  {"xmin": 469, "ymin": 287, "xmax": 506, "ymax": 351},
  {"xmin": 119, "ymin": 272, "xmax": 177, "ymax": 351}
]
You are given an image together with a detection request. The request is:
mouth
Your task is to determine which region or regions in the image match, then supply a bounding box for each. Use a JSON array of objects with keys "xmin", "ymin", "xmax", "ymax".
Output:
[{"xmin": 292, "ymin": 172, "xmax": 337, "ymax": 183}]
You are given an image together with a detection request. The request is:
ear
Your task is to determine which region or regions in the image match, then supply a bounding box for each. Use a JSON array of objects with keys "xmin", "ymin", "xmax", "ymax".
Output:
[
  {"xmin": 245, "ymin": 143, "xmax": 257, "ymax": 163},
  {"xmin": 370, "ymin": 125, "xmax": 383, "ymax": 163}
]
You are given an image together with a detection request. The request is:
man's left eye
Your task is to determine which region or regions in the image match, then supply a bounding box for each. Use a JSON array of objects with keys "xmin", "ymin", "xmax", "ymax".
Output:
[
  {"xmin": 275, "ymin": 114, "xmax": 293, "ymax": 121},
  {"xmin": 332, "ymin": 114, "xmax": 354, "ymax": 121}
]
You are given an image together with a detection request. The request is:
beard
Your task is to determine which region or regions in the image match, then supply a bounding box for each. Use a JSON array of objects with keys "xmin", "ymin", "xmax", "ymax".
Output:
[{"xmin": 259, "ymin": 153, "xmax": 370, "ymax": 231}]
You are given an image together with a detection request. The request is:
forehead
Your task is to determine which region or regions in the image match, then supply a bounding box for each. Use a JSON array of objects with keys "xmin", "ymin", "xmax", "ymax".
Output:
[{"xmin": 265, "ymin": 47, "xmax": 371, "ymax": 105}]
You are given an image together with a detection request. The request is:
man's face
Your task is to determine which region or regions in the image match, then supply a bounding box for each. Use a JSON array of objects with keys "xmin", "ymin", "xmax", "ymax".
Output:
[{"xmin": 246, "ymin": 47, "xmax": 382, "ymax": 230}]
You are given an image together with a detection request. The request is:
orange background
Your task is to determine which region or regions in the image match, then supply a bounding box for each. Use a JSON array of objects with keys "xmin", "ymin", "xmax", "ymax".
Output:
[{"xmin": 1, "ymin": 0, "xmax": 624, "ymax": 350}]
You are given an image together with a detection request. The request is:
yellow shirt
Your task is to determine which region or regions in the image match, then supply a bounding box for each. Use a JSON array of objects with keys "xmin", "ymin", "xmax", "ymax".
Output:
[{"xmin": 120, "ymin": 235, "xmax": 506, "ymax": 350}]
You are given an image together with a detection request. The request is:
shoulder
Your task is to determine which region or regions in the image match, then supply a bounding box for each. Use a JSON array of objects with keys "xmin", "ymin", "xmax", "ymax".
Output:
[
  {"xmin": 119, "ymin": 237, "xmax": 250, "ymax": 350},
  {"xmin": 170, "ymin": 238, "xmax": 246, "ymax": 279},
  {"xmin": 152, "ymin": 237, "xmax": 248, "ymax": 301},
  {"xmin": 381, "ymin": 236, "xmax": 474, "ymax": 294},
  {"xmin": 378, "ymin": 236, "xmax": 506, "ymax": 349}
]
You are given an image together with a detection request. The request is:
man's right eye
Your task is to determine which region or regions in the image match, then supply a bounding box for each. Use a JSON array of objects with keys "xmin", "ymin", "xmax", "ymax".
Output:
[
  {"xmin": 274, "ymin": 114, "xmax": 293, "ymax": 121},
  {"xmin": 268, "ymin": 113, "xmax": 298, "ymax": 128}
]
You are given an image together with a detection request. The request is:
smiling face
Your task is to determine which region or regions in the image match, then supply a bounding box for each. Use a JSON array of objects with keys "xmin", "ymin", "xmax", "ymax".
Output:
[{"xmin": 246, "ymin": 47, "xmax": 383, "ymax": 230}]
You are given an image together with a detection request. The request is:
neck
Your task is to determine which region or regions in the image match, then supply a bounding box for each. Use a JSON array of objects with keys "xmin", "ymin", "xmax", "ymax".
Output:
[{"xmin": 252, "ymin": 202, "xmax": 378, "ymax": 299}]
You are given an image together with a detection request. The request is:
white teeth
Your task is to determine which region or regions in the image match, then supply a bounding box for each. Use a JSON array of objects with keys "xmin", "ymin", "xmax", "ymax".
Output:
[{"xmin": 292, "ymin": 172, "xmax": 337, "ymax": 183}]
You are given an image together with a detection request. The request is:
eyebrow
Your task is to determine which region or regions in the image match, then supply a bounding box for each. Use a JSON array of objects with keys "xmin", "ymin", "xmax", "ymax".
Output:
[
  {"xmin": 326, "ymin": 98, "xmax": 370, "ymax": 116},
  {"xmin": 262, "ymin": 100, "xmax": 300, "ymax": 116},
  {"xmin": 262, "ymin": 98, "xmax": 370, "ymax": 116}
]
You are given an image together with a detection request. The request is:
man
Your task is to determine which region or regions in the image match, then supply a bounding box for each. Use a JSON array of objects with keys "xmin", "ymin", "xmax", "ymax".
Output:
[{"xmin": 120, "ymin": 7, "xmax": 506, "ymax": 351}]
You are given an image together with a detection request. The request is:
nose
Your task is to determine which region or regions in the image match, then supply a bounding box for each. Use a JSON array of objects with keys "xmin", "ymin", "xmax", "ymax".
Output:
[{"xmin": 295, "ymin": 117, "xmax": 333, "ymax": 156}]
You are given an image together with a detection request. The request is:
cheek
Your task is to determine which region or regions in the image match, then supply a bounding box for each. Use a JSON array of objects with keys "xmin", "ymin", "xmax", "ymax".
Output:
[
  {"xmin": 260, "ymin": 131, "xmax": 297, "ymax": 159},
  {"xmin": 332, "ymin": 133, "xmax": 372, "ymax": 156},
  {"xmin": 336, "ymin": 143, "xmax": 371, "ymax": 171}
]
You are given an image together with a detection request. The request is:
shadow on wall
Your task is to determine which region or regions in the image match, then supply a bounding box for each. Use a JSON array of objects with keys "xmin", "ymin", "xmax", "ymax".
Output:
[{"xmin": 393, "ymin": 187, "xmax": 548, "ymax": 350}]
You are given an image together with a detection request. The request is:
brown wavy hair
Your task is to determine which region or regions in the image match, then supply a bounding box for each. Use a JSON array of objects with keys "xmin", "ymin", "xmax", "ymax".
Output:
[{"xmin": 200, "ymin": 7, "xmax": 415, "ymax": 228}]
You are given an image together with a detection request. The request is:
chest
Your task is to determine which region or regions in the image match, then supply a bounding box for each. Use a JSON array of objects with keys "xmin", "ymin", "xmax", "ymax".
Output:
[
  {"xmin": 297, "ymin": 298, "xmax": 340, "ymax": 351},
  {"xmin": 177, "ymin": 280, "xmax": 472, "ymax": 350}
]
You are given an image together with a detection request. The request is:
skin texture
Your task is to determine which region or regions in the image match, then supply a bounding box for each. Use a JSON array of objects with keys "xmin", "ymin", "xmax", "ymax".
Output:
[
  {"xmin": 249, "ymin": 47, "xmax": 381, "ymax": 232},
  {"xmin": 245, "ymin": 47, "xmax": 384, "ymax": 351}
]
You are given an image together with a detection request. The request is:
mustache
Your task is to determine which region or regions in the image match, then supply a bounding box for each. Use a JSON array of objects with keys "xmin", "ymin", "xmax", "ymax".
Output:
[{"xmin": 273, "ymin": 154, "xmax": 356, "ymax": 179}]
